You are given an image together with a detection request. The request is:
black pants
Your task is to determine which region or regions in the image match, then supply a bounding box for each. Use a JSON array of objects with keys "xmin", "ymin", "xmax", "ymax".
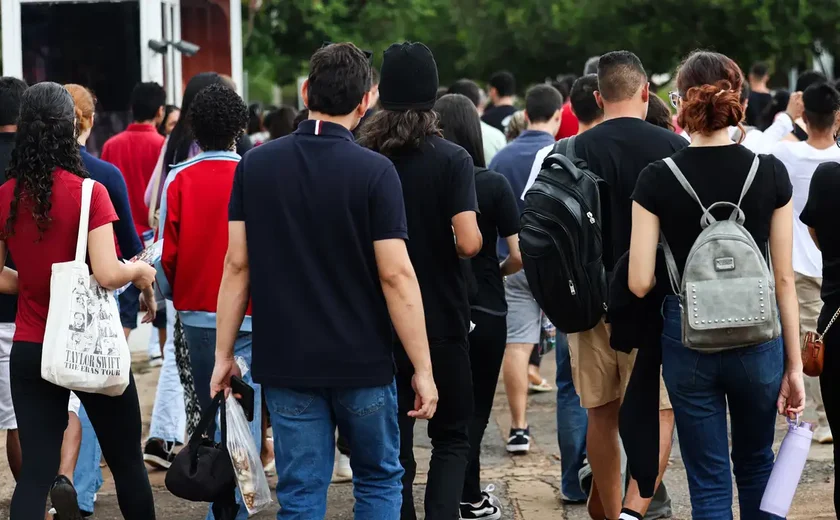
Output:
[
  {"xmin": 337, "ymin": 432, "xmax": 351, "ymax": 456},
  {"xmin": 529, "ymin": 342, "xmax": 541, "ymax": 366},
  {"xmin": 10, "ymin": 342, "xmax": 155, "ymax": 519},
  {"xmin": 820, "ymin": 315, "xmax": 840, "ymax": 515},
  {"xmin": 396, "ymin": 338, "xmax": 474, "ymax": 520},
  {"xmin": 462, "ymin": 311, "xmax": 507, "ymax": 503}
]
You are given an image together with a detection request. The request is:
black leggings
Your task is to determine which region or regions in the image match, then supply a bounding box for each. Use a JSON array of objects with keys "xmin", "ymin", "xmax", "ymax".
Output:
[
  {"xmin": 462, "ymin": 310, "xmax": 507, "ymax": 503},
  {"xmin": 10, "ymin": 342, "xmax": 155, "ymax": 519},
  {"xmin": 821, "ymin": 321, "xmax": 840, "ymax": 516}
]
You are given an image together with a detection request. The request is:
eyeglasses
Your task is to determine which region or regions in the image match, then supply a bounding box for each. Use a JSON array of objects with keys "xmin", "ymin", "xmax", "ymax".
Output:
[{"xmin": 668, "ymin": 91, "xmax": 681, "ymax": 109}]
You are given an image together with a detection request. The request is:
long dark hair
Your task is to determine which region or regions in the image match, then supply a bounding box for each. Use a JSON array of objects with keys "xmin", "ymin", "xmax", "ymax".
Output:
[
  {"xmin": 163, "ymin": 72, "xmax": 230, "ymax": 173},
  {"xmin": 4, "ymin": 82, "xmax": 88, "ymax": 238},
  {"xmin": 434, "ymin": 94, "xmax": 485, "ymax": 168},
  {"xmin": 357, "ymin": 109, "xmax": 442, "ymax": 157}
]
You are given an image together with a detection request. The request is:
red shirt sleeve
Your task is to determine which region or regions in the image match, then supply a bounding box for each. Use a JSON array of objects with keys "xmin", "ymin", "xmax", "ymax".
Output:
[
  {"xmin": 89, "ymin": 181, "xmax": 118, "ymax": 231},
  {"xmin": 161, "ymin": 177, "xmax": 180, "ymax": 286}
]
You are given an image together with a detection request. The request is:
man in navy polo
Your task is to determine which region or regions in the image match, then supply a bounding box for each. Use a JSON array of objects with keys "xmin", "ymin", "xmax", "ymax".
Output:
[{"xmin": 210, "ymin": 42, "xmax": 438, "ymax": 519}]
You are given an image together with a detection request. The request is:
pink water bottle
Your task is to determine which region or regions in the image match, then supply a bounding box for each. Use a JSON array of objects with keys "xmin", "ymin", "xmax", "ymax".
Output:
[{"xmin": 760, "ymin": 416, "xmax": 813, "ymax": 517}]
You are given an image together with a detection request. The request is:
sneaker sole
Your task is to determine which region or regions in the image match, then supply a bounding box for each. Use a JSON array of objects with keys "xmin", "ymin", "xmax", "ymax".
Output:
[
  {"xmin": 50, "ymin": 480, "xmax": 83, "ymax": 520},
  {"xmin": 505, "ymin": 443, "xmax": 530, "ymax": 454},
  {"xmin": 143, "ymin": 453, "xmax": 172, "ymax": 470},
  {"xmin": 459, "ymin": 510, "xmax": 502, "ymax": 520}
]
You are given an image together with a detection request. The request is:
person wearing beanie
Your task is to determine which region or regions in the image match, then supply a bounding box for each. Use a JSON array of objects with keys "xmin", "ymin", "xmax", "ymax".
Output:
[
  {"xmin": 211, "ymin": 42, "xmax": 438, "ymax": 518},
  {"xmin": 359, "ymin": 41, "xmax": 483, "ymax": 520}
]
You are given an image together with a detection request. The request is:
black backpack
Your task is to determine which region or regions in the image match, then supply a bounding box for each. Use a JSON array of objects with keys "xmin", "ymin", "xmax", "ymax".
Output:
[{"xmin": 520, "ymin": 135, "xmax": 608, "ymax": 333}]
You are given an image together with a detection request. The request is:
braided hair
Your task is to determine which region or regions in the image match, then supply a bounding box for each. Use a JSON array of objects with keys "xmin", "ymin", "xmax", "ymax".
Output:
[{"xmin": 3, "ymin": 82, "xmax": 88, "ymax": 239}]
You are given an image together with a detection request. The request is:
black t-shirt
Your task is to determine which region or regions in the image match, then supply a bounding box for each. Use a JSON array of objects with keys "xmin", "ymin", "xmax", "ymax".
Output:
[
  {"xmin": 800, "ymin": 161, "xmax": 840, "ymax": 313},
  {"xmin": 633, "ymin": 145, "xmax": 792, "ymax": 279},
  {"xmin": 482, "ymin": 105, "xmax": 517, "ymax": 133},
  {"xmin": 229, "ymin": 120, "xmax": 408, "ymax": 388},
  {"xmin": 0, "ymin": 133, "xmax": 17, "ymax": 324},
  {"xmin": 470, "ymin": 167, "xmax": 520, "ymax": 316},
  {"xmin": 746, "ymin": 91, "xmax": 773, "ymax": 127},
  {"xmin": 575, "ymin": 117, "xmax": 687, "ymax": 269},
  {"xmin": 389, "ymin": 136, "xmax": 478, "ymax": 339}
]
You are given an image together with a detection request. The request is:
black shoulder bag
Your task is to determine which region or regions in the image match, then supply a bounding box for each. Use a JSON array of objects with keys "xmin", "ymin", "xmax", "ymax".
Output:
[{"xmin": 166, "ymin": 391, "xmax": 236, "ymax": 502}]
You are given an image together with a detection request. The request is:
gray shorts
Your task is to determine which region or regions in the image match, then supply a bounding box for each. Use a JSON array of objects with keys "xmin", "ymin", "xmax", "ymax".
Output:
[{"xmin": 505, "ymin": 271, "xmax": 542, "ymax": 344}]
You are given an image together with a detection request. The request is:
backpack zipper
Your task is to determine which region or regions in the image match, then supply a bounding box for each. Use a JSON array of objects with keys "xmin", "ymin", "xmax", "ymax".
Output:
[
  {"xmin": 568, "ymin": 280, "xmax": 576, "ymax": 295},
  {"xmin": 530, "ymin": 175, "xmax": 602, "ymax": 234}
]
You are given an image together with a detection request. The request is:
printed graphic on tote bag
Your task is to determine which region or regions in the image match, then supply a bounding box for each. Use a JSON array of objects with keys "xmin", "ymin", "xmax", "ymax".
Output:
[{"xmin": 64, "ymin": 273, "xmax": 122, "ymax": 376}]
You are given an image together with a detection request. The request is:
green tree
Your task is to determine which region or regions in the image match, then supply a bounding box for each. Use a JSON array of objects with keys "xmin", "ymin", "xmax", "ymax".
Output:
[{"xmin": 243, "ymin": 0, "xmax": 840, "ymax": 100}]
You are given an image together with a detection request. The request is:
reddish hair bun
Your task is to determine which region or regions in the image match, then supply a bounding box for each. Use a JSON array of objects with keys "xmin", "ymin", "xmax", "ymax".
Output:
[{"xmin": 676, "ymin": 51, "xmax": 745, "ymax": 137}]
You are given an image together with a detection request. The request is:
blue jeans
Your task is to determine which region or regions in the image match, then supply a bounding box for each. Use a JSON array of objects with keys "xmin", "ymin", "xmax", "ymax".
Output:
[
  {"xmin": 661, "ymin": 296, "xmax": 783, "ymax": 520},
  {"xmin": 182, "ymin": 325, "xmax": 261, "ymax": 520},
  {"xmin": 148, "ymin": 301, "xmax": 185, "ymax": 444},
  {"xmin": 264, "ymin": 380, "xmax": 403, "ymax": 519},
  {"xmin": 555, "ymin": 332, "xmax": 588, "ymax": 502},
  {"xmin": 74, "ymin": 404, "xmax": 103, "ymax": 513}
]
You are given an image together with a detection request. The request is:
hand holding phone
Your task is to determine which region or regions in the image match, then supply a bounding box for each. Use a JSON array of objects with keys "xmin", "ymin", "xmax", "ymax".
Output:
[{"xmin": 230, "ymin": 375, "xmax": 255, "ymax": 422}]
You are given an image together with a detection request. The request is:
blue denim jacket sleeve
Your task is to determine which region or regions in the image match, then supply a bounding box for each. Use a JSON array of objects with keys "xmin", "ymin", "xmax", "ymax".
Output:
[{"xmin": 154, "ymin": 258, "xmax": 173, "ymax": 301}]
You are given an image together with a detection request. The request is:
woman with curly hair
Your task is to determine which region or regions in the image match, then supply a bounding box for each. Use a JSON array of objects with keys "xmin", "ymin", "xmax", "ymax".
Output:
[
  {"xmin": 157, "ymin": 82, "xmax": 258, "ymax": 520},
  {"xmin": 0, "ymin": 82, "xmax": 157, "ymax": 518},
  {"xmin": 359, "ymin": 42, "xmax": 482, "ymax": 520}
]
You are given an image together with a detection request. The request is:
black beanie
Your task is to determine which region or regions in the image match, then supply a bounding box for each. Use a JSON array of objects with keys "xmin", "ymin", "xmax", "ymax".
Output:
[{"xmin": 379, "ymin": 42, "xmax": 439, "ymax": 112}]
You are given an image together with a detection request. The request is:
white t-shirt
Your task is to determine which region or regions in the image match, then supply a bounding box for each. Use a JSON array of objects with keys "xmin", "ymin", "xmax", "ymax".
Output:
[
  {"xmin": 771, "ymin": 140, "xmax": 840, "ymax": 277},
  {"xmin": 521, "ymin": 143, "xmax": 554, "ymax": 200},
  {"xmin": 679, "ymin": 115, "xmax": 794, "ymax": 154}
]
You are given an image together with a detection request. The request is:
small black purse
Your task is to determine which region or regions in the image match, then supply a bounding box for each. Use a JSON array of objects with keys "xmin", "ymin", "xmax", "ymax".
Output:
[{"xmin": 166, "ymin": 391, "xmax": 236, "ymax": 502}]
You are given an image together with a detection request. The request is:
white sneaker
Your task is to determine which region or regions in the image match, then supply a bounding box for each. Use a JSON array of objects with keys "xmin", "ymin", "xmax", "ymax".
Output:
[
  {"xmin": 814, "ymin": 426, "xmax": 833, "ymax": 444},
  {"xmin": 333, "ymin": 454, "xmax": 352, "ymax": 482},
  {"xmin": 148, "ymin": 356, "xmax": 163, "ymax": 367}
]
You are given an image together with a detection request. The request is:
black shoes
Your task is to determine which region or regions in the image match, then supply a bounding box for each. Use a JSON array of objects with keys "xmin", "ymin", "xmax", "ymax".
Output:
[
  {"xmin": 50, "ymin": 475, "xmax": 83, "ymax": 520},
  {"xmin": 143, "ymin": 437, "xmax": 177, "ymax": 470},
  {"xmin": 459, "ymin": 497, "xmax": 501, "ymax": 520},
  {"xmin": 506, "ymin": 426, "xmax": 530, "ymax": 454}
]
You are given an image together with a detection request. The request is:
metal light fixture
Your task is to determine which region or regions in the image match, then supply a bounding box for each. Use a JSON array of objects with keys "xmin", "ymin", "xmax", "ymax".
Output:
[{"xmin": 148, "ymin": 39, "xmax": 200, "ymax": 57}]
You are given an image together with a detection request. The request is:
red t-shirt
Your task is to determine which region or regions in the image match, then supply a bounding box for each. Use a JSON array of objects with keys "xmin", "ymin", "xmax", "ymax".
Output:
[
  {"xmin": 0, "ymin": 170, "xmax": 117, "ymax": 343},
  {"xmin": 556, "ymin": 101, "xmax": 579, "ymax": 140},
  {"xmin": 101, "ymin": 123, "xmax": 164, "ymax": 237}
]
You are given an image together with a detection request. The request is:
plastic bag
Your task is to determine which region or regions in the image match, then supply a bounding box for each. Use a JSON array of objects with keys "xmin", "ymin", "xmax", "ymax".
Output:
[{"xmin": 225, "ymin": 395, "xmax": 272, "ymax": 514}]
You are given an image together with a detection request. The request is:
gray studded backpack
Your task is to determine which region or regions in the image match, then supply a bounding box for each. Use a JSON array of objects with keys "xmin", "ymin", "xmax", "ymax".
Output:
[{"xmin": 661, "ymin": 155, "xmax": 780, "ymax": 352}]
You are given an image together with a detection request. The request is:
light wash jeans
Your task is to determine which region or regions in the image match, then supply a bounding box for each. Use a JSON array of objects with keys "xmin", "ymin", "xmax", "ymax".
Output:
[
  {"xmin": 73, "ymin": 405, "xmax": 103, "ymax": 513},
  {"xmin": 182, "ymin": 325, "xmax": 261, "ymax": 520},
  {"xmin": 555, "ymin": 333, "xmax": 588, "ymax": 502},
  {"xmin": 147, "ymin": 300, "xmax": 185, "ymax": 444},
  {"xmin": 264, "ymin": 380, "xmax": 403, "ymax": 519}
]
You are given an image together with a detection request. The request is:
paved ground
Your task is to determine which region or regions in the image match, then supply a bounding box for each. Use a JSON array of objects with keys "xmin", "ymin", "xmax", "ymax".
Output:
[{"xmin": 0, "ymin": 323, "xmax": 836, "ymax": 518}]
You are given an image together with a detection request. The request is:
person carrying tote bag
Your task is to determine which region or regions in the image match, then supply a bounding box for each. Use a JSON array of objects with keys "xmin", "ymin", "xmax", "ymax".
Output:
[
  {"xmin": 0, "ymin": 83, "xmax": 160, "ymax": 518},
  {"xmin": 41, "ymin": 178, "xmax": 131, "ymax": 396}
]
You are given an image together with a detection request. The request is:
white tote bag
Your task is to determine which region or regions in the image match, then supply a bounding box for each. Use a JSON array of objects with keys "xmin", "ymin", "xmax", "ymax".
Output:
[{"xmin": 41, "ymin": 178, "xmax": 130, "ymax": 396}]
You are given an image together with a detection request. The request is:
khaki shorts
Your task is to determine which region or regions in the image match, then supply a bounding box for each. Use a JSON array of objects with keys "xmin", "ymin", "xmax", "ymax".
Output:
[{"xmin": 568, "ymin": 319, "xmax": 672, "ymax": 410}]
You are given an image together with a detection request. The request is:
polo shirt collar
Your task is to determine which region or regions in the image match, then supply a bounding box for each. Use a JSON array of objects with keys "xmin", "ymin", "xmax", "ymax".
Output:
[
  {"xmin": 295, "ymin": 119, "xmax": 354, "ymax": 141},
  {"xmin": 126, "ymin": 123, "xmax": 157, "ymax": 133}
]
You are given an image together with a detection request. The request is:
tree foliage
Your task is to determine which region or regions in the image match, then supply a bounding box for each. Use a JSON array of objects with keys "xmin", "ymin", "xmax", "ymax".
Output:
[{"xmin": 244, "ymin": 0, "xmax": 840, "ymax": 98}]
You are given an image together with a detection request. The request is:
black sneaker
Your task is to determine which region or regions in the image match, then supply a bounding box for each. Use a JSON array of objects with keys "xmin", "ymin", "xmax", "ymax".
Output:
[
  {"xmin": 506, "ymin": 427, "xmax": 530, "ymax": 454},
  {"xmin": 50, "ymin": 475, "xmax": 82, "ymax": 520},
  {"xmin": 143, "ymin": 438, "xmax": 176, "ymax": 470},
  {"xmin": 459, "ymin": 496, "xmax": 501, "ymax": 520}
]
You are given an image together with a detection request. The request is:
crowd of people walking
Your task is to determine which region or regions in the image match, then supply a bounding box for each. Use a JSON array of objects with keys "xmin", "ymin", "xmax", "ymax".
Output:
[{"xmin": 0, "ymin": 37, "xmax": 836, "ymax": 520}]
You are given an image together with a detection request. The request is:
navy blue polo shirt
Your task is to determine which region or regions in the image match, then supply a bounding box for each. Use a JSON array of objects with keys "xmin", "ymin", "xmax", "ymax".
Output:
[{"xmin": 229, "ymin": 119, "xmax": 408, "ymax": 388}]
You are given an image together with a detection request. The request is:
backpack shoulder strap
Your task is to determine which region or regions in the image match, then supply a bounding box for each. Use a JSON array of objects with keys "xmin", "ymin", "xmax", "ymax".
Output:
[
  {"xmin": 660, "ymin": 231, "xmax": 681, "ymax": 295},
  {"xmin": 736, "ymin": 156, "xmax": 760, "ymax": 208},
  {"xmin": 562, "ymin": 135, "xmax": 577, "ymax": 162},
  {"xmin": 663, "ymin": 157, "xmax": 707, "ymax": 212}
]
